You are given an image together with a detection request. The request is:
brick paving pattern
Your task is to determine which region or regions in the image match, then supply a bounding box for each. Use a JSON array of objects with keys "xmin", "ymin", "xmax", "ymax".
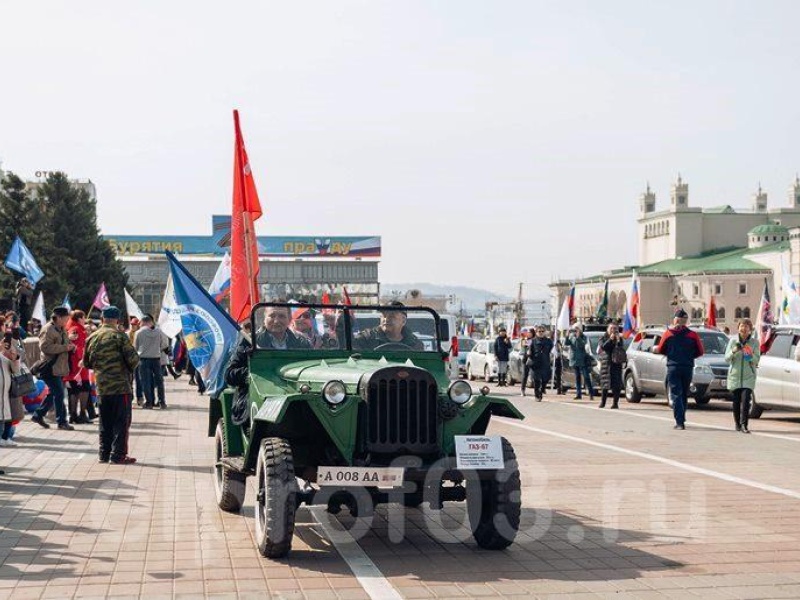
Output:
[{"xmin": 1, "ymin": 378, "xmax": 800, "ymax": 598}]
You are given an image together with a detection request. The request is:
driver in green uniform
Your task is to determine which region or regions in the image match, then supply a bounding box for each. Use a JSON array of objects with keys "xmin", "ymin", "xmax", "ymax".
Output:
[{"xmin": 353, "ymin": 301, "xmax": 424, "ymax": 351}]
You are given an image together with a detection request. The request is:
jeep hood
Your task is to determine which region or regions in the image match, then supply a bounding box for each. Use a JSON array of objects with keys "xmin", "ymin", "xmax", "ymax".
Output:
[{"xmin": 279, "ymin": 356, "xmax": 423, "ymax": 387}]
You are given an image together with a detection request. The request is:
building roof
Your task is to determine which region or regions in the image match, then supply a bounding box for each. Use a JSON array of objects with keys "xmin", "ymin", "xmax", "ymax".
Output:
[
  {"xmin": 554, "ymin": 243, "xmax": 785, "ymax": 287},
  {"xmin": 704, "ymin": 205, "xmax": 736, "ymax": 214},
  {"xmin": 748, "ymin": 223, "xmax": 789, "ymax": 236}
]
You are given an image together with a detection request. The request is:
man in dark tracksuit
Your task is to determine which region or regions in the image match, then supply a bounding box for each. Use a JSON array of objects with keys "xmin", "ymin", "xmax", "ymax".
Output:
[
  {"xmin": 653, "ymin": 309, "xmax": 704, "ymax": 430},
  {"xmin": 84, "ymin": 306, "xmax": 140, "ymax": 464}
]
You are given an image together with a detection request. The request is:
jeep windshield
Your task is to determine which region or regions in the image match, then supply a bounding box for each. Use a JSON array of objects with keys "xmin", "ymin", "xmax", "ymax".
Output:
[{"xmin": 251, "ymin": 303, "xmax": 442, "ymax": 353}]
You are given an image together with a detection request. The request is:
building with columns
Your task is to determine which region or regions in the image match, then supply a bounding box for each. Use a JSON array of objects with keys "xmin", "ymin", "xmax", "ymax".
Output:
[{"xmin": 551, "ymin": 175, "xmax": 800, "ymax": 329}]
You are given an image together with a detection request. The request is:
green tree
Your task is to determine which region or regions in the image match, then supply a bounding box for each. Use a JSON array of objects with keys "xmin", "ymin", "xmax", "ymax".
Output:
[
  {"xmin": 0, "ymin": 173, "xmax": 34, "ymax": 302},
  {"xmin": 0, "ymin": 171, "xmax": 127, "ymax": 315},
  {"xmin": 39, "ymin": 172, "xmax": 128, "ymax": 313}
]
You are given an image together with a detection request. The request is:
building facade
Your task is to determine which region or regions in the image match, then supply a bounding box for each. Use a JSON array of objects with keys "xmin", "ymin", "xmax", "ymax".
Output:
[
  {"xmin": 551, "ymin": 175, "xmax": 800, "ymax": 329},
  {"xmin": 638, "ymin": 175, "xmax": 800, "ymax": 265},
  {"xmin": 109, "ymin": 216, "xmax": 381, "ymax": 316}
]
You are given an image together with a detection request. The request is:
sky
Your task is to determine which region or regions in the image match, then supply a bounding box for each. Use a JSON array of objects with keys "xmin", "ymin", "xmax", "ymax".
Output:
[{"xmin": 2, "ymin": 1, "xmax": 800, "ymax": 298}]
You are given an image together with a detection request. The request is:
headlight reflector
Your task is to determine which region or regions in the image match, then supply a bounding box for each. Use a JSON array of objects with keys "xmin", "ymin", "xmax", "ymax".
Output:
[
  {"xmin": 448, "ymin": 380, "xmax": 472, "ymax": 405},
  {"xmin": 322, "ymin": 380, "xmax": 347, "ymax": 405}
]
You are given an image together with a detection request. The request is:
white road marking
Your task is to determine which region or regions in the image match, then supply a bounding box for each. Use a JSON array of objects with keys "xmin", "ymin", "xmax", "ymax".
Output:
[
  {"xmin": 497, "ymin": 418, "xmax": 800, "ymax": 501},
  {"xmin": 309, "ymin": 506, "xmax": 403, "ymax": 600},
  {"xmin": 542, "ymin": 398, "xmax": 800, "ymax": 444}
]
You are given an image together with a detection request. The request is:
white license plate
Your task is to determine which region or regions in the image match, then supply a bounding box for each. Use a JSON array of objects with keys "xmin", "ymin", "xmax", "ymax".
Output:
[
  {"xmin": 719, "ymin": 379, "xmax": 727, "ymax": 386},
  {"xmin": 317, "ymin": 466, "xmax": 404, "ymax": 488}
]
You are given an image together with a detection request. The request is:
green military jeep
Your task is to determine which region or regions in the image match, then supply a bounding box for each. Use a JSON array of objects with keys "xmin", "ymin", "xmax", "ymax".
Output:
[{"xmin": 209, "ymin": 302, "xmax": 524, "ymax": 557}]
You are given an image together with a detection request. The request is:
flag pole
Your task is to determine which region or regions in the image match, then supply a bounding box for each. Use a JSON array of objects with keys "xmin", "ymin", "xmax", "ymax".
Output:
[{"xmin": 234, "ymin": 110, "xmax": 259, "ymax": 313}]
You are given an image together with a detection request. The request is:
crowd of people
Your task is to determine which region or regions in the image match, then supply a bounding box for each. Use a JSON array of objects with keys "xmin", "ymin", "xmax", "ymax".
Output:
[
  {"xmin": 0, "ymin": 300, "xmax": 183, "ymax": 473},
  {"xmin": 495, "ymin": 307, "xmax": 760, "ymax": 433}
]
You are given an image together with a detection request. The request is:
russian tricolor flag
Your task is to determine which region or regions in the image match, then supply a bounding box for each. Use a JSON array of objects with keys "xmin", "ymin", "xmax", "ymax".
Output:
[{"xmin": 623, "ymin": 271, "xmax": 640, "ymax": 338}]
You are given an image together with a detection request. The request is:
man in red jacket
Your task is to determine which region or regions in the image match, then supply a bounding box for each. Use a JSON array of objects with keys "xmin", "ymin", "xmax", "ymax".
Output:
[{"xmin": 654, "ymin": 309, "xmax": 705, "ymax": 430}]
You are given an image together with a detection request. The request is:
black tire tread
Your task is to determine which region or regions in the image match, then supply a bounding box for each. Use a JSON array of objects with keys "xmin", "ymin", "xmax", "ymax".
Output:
[
  {"xmin": 214, "ymin": 419, "xmax": 246, "ymax": 513},
  {"xmin": 470, "ymin": 437, "xmax": 521, "ymax": 550},
  {"xmin": 625, "ymin": 373, "xmax": 642, "ymax": 403},
  {"xmin": 256, "ymin": 437, "xmax": 297, "ymax": 558}
]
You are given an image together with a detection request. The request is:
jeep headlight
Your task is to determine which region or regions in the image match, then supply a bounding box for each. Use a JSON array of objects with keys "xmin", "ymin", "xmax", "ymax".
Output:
[
  {"xmin": 322, "ymin": 380, "xmax": 347, "ymax": 405},
  {"xmin": 448, "ymin": 380, "xmax": 472, "ymax": 405},
  {"xmin": 694, "ymin": 365, "xmax": 713, "ymax": 375}
]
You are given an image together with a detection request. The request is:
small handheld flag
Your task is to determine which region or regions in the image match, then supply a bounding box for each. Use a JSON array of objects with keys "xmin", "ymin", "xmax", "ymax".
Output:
[
  {"xmin": 31, "ymin": 292, "xmax": 46, "ymax": 324},
  {"xmin": 124, "ymin": 289, "xmax": 144, "ymax": 320},
  {"xmin": 92, "ymin": 283, "xmax": 110, "ymax": 311},
  {"xmin": 4, "ymin": 236, "xmax": 44, "ymax": 285},
  {"xmin": 208, "ymin": 252, "xmax": 232, "ymax": 302}
]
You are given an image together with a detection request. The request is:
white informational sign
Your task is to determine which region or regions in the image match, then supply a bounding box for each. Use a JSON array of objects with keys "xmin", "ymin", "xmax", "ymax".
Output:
[
  {"xmin": 317, "ymin": 466, "xmax": 404, "ymax": 488},
  {"xmin": 455, "ymin": 435, "xmax": 504, "ymax": 470}
]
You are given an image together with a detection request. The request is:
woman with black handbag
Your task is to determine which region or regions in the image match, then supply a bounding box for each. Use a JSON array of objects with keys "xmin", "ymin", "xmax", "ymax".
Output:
[
  {"xmin": 0, "ymin": 329, "xmax": 23, "ymax": 447},
  {"xmin": 597, "ymin": 323, "xmax": 626, "ymax": 409}
]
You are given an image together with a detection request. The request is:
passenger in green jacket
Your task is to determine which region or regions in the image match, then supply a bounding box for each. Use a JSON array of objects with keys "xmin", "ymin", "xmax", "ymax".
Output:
[
  {"xmin": 84, "ymin": 306, "xmax": 140, "ymax": 464},
  {"xmin": 724, "ymin": 318, "xmax": 760, "ymax": 434}
]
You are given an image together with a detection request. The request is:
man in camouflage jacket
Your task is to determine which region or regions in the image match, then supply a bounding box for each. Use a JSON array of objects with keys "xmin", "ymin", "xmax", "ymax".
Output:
[{"xmin": 84, "ymin": 306, "xmax": 140, "ymax": 464}]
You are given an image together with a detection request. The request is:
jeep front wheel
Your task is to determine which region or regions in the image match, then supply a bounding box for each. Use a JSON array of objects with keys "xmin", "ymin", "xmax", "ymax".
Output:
[
  {"xmin": 254, "ymin": 437, "xmax": 297, "ymax": 558},
  {"xmin": 214, "ymin": 419, "xmax": 246, "ymax": 513},
  {"xmin": 467, "ymin": 363, "xmax": 475, "ymax": 381},
  {"xmin": 468, "ymin": 437, "xmax": 521, "ymax": 550}
]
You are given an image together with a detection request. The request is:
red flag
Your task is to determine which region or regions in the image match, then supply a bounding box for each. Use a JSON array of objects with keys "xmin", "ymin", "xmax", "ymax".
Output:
[
  {"xmin": 342, "ymin": 286, "xmax": 352, "ymax": 306},
  {"xmin": 230, "ymin": 110, "xmax": 263, "ymax": 323},
  {"xmin": 511, "ymin": 318, "xmax": 521, "ymax": 339},
  {"xmin": 705, "ymin": 296, "xmax": 717, "ymax": 329},
  {"xmin": 756, "ymin": 278, "xmax": 775, "ymax": 353}
]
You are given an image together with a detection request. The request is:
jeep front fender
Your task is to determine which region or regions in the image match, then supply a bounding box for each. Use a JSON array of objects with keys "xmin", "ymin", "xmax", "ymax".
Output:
[
  {"xmin": 252, "ymin": 395, "xmax": 360, "ymax": 465},
  {"xmin": 441, "ymin": 395, "xmax": 523, "ymax": 454}
]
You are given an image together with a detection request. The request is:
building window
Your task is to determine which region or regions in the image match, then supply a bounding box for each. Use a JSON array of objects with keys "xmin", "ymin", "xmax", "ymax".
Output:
[
  {"xmin": 692, "ymin": 283, "xmax": 700, "ymax": 298},
  {"xmin": 714, "ymin": 283, "xmax": 722, "ymax": 296},
  {"xmin": 691, "ymin": 308, "xmax": 703, "ymax": 319},
  {"xmin": 742, "ymin": 307, "xmax": 751, "ymax": 319},
  {"xmin": 738, "ymin": 283, "xmax": 747, "ymax": 295},
  {"xmin": 717, "ymin": 306, "xmax": 726, "ymax": 319},
  {"xmin": 735, "ymin": 307, "xmax": 743, "ymax": 319}
]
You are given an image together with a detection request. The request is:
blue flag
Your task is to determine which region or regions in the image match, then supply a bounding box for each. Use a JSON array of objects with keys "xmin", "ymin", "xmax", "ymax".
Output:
[
  {"xmin": 4, "ymin": 236, "xmax": 44, "ymax": 285},
  {"xmin": 63, "ymin": 294, "xmax": 71, "ymax": 311},
  {"xmin": 165, "ymin": 251, "xmax": 239, "ymax": 395}
]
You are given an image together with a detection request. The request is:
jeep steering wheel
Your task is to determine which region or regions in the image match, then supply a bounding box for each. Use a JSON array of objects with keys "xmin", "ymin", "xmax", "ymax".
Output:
[{"xmin": 374, "ymin": 342, "xmax": 412, "ymax": 351}]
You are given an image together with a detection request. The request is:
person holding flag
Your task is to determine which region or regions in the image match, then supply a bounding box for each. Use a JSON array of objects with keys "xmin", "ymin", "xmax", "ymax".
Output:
[{"xmin": 724, "ymin": 318, "xmax": 759, "ymax": 433}]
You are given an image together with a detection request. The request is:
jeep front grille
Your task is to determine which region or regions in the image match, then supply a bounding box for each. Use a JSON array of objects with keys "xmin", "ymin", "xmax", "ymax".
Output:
[{"xmin": 366, "ymin": 368, "xmax": 439, "ymax": 454}]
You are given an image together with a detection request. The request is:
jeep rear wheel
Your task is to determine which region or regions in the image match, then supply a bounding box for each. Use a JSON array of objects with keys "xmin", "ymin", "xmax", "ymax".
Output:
[
  {"xmin": 468, "ymin": 437, "xmax": 521, "ymax": 550},
  {"xmin": 624, "ymin": 373, "xmax": 642, "ymax": 403},
  {"xmin": 214, "ymin": 419, "xmax": 246, "ymax": 513},
  {"xmin": 254, "ymin": 437, "xmax": 297, "ymax": 558}
]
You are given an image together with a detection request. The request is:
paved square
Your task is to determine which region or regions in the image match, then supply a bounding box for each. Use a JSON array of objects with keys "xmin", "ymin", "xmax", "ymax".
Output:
[{"xmin": 2, "ymin": 379, "xmax": 800, "ymax": 599}]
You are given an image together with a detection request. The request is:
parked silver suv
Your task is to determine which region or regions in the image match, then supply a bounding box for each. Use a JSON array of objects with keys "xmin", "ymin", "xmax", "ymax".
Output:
[
  {"xmin": 624, "ymin": 326, "xmax": 731, "ymax": 406},
  {"xmin": 752, "ymin": 325, "xmax": 800, "ymax": 418}
]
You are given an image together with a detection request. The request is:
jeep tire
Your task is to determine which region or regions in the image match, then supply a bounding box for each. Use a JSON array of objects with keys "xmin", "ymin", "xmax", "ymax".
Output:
[
  {"xmin": 468, "ymin": 437, "xmax": 521, "ymax": 550},
  {"xmin": 214, "ymin": 419, "xmax": 246, "ymax": 513},
  {"xmin": 467, "ymin": 363, "xmax": 475, "ymax": 381},
  {"xmin": 254, "ymin": 437, "xmax": 297, "ymax": 558},
  {"xmin": 624, "ymin": 373, "xmax": 642, "ymax": 403}
]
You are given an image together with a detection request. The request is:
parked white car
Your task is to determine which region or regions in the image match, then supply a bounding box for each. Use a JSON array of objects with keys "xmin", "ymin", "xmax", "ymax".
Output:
[
  {"xmin": 465, "ymin": 339, "xmax": 499, "ymax": 382},
  {"xmin": 753, "ymin": 325, "xmax": 800, "ymax": 417}
]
